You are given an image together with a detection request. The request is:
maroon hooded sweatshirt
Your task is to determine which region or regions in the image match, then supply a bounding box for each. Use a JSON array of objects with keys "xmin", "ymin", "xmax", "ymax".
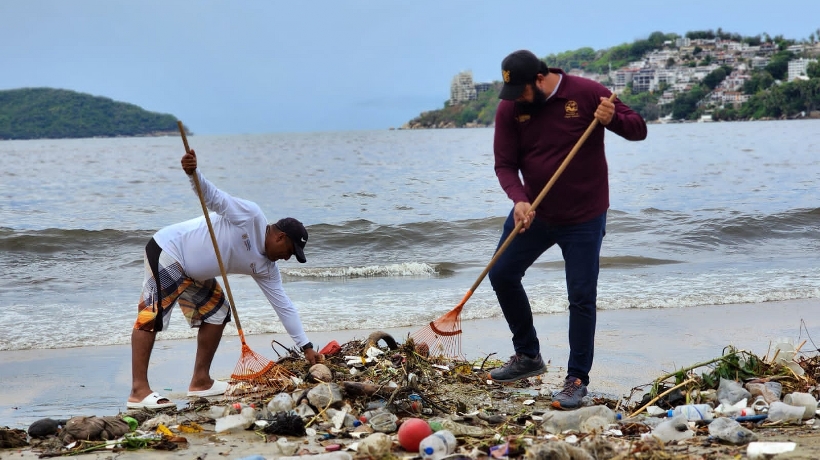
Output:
[{"xmin": 493, "ymin": 69, "xmax": 647, "ymax": 225}]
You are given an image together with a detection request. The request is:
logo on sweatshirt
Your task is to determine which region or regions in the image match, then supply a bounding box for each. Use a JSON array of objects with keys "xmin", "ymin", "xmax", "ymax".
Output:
[
  {"xmin": 565, "ymin": 100, "xmax": 579, "ymax": 118},
  {"xmin": 516, "ymin": 114, "xmax": 531, "ymax": 123},
  {"xmin": 242, "ymin": 233, "xmax": 251, "ymax": 251}
]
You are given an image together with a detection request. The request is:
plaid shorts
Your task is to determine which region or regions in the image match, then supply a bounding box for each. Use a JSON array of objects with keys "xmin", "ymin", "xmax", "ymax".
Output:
[{"xmin": 134, "ymin": 238, "xmax": 231, "ymax": 332}]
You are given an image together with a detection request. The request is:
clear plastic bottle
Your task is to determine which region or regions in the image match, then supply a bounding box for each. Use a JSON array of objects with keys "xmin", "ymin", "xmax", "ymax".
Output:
[
  {"xmin": 418, "ymin": 430, "xmax": 457, "ymax": 460},
  {"xmin": 667, "ymin": 404, "xmax": 714, "ymax": 421}
]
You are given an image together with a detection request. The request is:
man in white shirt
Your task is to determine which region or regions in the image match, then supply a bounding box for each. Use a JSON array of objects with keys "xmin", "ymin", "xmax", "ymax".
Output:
[{"xmin": 127, "ymin": 149, "xmax": 319, "ymax": 410}]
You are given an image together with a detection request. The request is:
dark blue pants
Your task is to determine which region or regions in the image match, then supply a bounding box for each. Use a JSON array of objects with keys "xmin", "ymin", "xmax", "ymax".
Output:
[{"xmin": 488, "ymin": 210, "xmax": 606, "ymax": 385}]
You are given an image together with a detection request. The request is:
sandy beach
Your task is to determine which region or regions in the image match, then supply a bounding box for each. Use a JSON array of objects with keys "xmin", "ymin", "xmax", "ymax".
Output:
[{"xmin": 1, "ymin": 299, "xmax": 818, "ymax": 458}]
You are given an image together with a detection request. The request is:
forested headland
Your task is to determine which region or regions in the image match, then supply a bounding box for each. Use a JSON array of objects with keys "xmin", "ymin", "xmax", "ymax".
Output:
[{"xmin": 0, "ymin": 88, "xmax": 182, "ymax": 140}]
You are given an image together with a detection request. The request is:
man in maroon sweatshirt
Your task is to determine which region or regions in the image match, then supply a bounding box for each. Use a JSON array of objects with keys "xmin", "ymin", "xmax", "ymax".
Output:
[{"xmin": 489, "ymin": 50, "xmax": 647, "ymax": 409}]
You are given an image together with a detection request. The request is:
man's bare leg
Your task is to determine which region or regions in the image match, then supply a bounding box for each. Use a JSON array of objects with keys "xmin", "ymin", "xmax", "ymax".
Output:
[
  {"xmin": 188, "ymin": 322, "xmax": 227, "ymax": 392},
  {"xmin": 128, "ymin": 328, "xmax": 169, "ymax": 403}
]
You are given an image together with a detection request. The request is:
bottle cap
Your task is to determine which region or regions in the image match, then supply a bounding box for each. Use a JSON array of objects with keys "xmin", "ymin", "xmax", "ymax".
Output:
[{"xmin": 667, "ymin": 409, "xmax": 674, "ymax": 417}]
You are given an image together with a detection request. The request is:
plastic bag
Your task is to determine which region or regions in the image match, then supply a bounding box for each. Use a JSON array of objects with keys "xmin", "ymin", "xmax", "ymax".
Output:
[
  {"xmin": 717, "ymin": 378, "xmax": 751, "ymax": 406},
  {"xmin": 708, "ymin": 417, "xmax": 757, "ymax": 445}
]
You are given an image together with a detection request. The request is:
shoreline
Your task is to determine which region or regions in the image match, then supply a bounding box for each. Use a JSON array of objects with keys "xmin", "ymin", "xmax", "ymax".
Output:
[{"xmin": 1, "ymin": 298, "xmax": 817, "ymax": 430}]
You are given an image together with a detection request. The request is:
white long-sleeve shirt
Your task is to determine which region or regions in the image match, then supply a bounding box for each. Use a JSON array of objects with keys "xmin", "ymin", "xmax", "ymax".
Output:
[{"xmin": 153, "ymin": 170, "xmax": 310, "ymax": 348}]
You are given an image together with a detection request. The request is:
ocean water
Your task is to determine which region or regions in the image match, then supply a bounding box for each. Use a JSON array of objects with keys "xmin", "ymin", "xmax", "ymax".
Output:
[{"xmin": 1, "ymin": 120, "xmax": 819, "ymax": 352}]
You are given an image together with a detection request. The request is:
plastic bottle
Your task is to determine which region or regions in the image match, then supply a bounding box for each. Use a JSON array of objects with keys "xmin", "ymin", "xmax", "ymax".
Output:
[
  {"xmin": 418, "ymin": 430, "xmax": 457, "ymax": 460},
  {"xmin": 541, "ymin": 405, "xmax": 616, "ymax": 434},
  {"xmin": 667, "ymin": 404, "xmax": 714, "ymax": 421}
]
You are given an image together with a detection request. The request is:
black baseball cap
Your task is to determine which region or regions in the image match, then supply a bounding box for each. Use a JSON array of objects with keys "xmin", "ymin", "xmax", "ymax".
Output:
[
  {"xmin": 275, "ymin": 217, "xmax": 308, "ymax": 263},
  {"xmin": 499, "ymin": 50, "xmax": 545, "ymax": 100}
]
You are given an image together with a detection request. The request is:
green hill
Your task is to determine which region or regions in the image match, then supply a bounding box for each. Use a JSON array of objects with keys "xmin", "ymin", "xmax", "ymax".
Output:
[{"xmin": 0, "ymin": 88, "xmax": 181, "ymax": 140}]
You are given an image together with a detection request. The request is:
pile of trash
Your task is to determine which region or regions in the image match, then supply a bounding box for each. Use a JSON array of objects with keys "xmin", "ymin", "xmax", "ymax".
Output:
[{"xmin": 3, "ymin": 333, "xmax": 819, "ymax": 459}]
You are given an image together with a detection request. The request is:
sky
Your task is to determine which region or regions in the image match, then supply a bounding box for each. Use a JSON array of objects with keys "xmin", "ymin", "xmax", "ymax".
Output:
[{"xmin": 2, "ymin": 1, "xmax": 819, "ymax": 135}]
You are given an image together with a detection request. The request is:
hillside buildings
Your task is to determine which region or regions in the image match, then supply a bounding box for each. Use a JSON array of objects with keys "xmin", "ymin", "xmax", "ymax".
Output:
[{"xmin": 444, "ymin": 38, "xmax": 819, "ymax": 119}]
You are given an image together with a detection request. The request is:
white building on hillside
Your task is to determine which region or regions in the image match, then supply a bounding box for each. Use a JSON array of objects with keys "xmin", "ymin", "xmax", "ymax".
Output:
[
  {"xmin": 632, "ymin": 68, "xmax": 656, "ymax": 93},
  {"xmin": 788, "ymin": 58, "xmax": 817, "ymax": 81},
  {"xmin": 450, "ymin": 71, "xmax": 477, "ymax": 104}
]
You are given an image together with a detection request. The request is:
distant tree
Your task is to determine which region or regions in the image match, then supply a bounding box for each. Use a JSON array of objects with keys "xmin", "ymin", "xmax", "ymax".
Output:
[
  {"xmin": 687, "ymin": 30, "xmax": 716, "ymax": 40},
  {"xmin": 764, "ymin": 51, "xmax": 795, "ymax": 80},
  {"xmin": 702, "ymin": 67, "xmax": 727, "ymax": 90},
  {"xmin": 617, "ymin": 86, "xmax": 661, "ymax": 121},
  {"xmin": 791, "ymin": 78, "xmax": 820, "ymax": 113},
  {"xmin": 666, "ymin": 57, "xmax": 676, "ymax": 68},
  {"xmin": 772, "ymin": 35, "xmax": 795, "ymax": 51},
  {"xmin": 647, "ymin": 31, "xmax": 668, "ymax": 47},
  {"xmin": 807, "ymin": 61, "xmax": 820, "ymax": 79},
  {"xmin": 546, "ymin": 47, "xmax": 598, "ymax": 70},
  {"xmin": 693, "ymin": 46, "xmax": 703, "ymax": 55},
  {"xmin": 712, "ymin": 106, "xmax": 739, "ymax": 121},
  {"xmin": 743, "ymin": 35, "xmax": 762, "ymax": 46},
  {"xmin": 456, "ymin": 107, "xmax": 478, "ymax": 126},
  {"xmin": 671, "ymin": 85, "xmax": 707, "ymax": 120},
  {"xmin": 743, "ymin": 71, "xmax": 775, "ymax": 94}
]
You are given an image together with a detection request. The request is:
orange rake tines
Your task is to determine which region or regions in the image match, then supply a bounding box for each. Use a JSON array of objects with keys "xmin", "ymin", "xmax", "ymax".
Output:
[
  {"xmin": 410, "ymin": 301, "xmax": 464, "ymax": 359},
  {"xmin": 410, "ymin": 94, "xmax": 618, "ymax": 359},
  {"xmin": 177, "ymin": 121, "xmax": 293, "ymax": 400},
  {"xmin": 226, "ymin": 329, "xmax": 295, "ymax": 399}
]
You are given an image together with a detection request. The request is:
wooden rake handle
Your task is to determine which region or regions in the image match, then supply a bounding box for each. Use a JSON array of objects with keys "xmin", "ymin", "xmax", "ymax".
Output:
[
  {"xmin": 177, "ymin": 121, "xmax": 245, "ymax": 338},
  {"xmin": 456, "ymin": 93, "xmax": 618, "ymax": 309}
]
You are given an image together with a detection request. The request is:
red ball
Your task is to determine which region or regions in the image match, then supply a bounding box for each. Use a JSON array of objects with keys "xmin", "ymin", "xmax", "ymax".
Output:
[{"xmin": 397, "ymin": 418, "xmax": 433, "ymax": 452}]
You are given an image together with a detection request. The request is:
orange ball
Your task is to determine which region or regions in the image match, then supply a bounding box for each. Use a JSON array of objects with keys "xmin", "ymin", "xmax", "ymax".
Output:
[{"xmin": 397, "ymin": 418, "xmax": 433, "ymax": 452}]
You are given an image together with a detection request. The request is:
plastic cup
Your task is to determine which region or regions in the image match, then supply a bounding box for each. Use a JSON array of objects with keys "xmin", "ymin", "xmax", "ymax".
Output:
[
  {"xmin": 369, "ymin": 412, "xmax": 398, "ymax": 433},
  {"xmin": 766, "ymin": 401, "xmax": 804, "ymax": 423},
  {"xmin": 783, "ymin": 392, "xmax": 817, "ymax": 420},
  {"xmin": 764, "ymin": 381, "xmax": 782, "ymax": 401}
]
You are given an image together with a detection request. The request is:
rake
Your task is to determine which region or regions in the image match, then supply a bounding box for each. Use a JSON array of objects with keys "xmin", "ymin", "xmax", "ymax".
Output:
[
  {"xmin": 177, "ymin": 121, "xmax": 294, "ymax": 399},
  {"xmin": 410, "ymin": 94, "xmax": 618, "ymax": 359}
]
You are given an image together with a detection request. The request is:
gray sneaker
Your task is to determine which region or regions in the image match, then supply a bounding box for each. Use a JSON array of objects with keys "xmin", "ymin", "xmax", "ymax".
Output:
[
  {"xmin": 489, "ymin": 353, "xmax": 547, "ymax": 383},
  {"xmin": 551, "ymin": 376, "xmax": 588, "ymax": 409}
]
